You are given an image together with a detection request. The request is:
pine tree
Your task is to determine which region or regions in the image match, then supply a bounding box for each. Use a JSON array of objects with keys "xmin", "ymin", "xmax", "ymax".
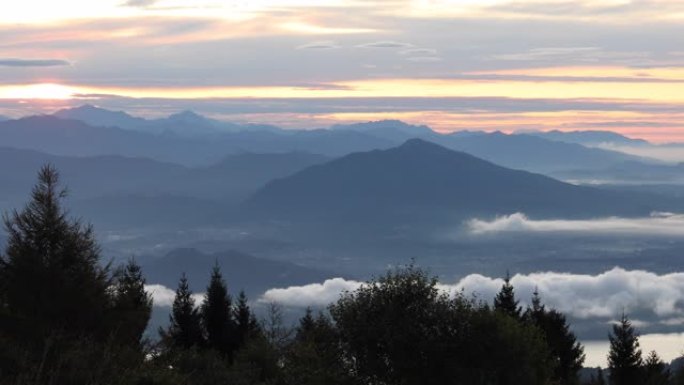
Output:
[
  {"xmin": 234, "ymin": 290, "xmax": 259, "ymax": 350},
  {"xmin": 608, "ymin": 313, "xmax": 643, "ymax": 385},
  {"xmin": 643, "ymin": 350, "xmax": 670, "ymax": 385},
  {"xmin": 524, "ymin": 289, "xmax": 585, "ymax": 385},
  {"xmin": 494, "ymin": 271, "xmax": 521, "ymax": 318},
  {"xmin": 296, "ymin": 307, "xmax": 316, "ymax": 341},
  {"xmin": 111, "ymin": 258, "xmax": 152, "ymax": 348},
  {"xmin": 160, "ymin": 273, "xmax": 203, "ymax": 350},
  {"xmin": 0, "ymin": 165, "xmax": 110, "ymax": 338},
  {"xmin": 200, "ymin": 262, "xmax": 236, "ymax": 358}
]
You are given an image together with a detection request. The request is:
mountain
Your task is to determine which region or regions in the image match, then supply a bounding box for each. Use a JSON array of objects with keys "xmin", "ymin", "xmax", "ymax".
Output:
[
  {"xmin": 0, "ymin": 115, "xmax": 393, "ymax": 164},
  {"xmin": 54, "ymin": 104, "xmax": 147, "ymax": 129},
  {"xmin": 526, "ymin": 130, "xmax": 649, "ymax": 146},
  {"xmin": 246, "ymin": 139, "xmax": 662, "ymax": 223},
  {"xmin": 0, "ymin": 115, "xmax": 195, "ymax": 161},
  {"xmin": 54, "ymin": 105, "xmax": 281, "ymax": 136},
  {"xmin": 332, "ymin": 120, "xmax": 435, "ymax": 141},
  {"xmin": 434, "ymin": 131, "xmax": 650, "ymax": 173},
  {"xmin": 0, "ymin": 111, "xmax": 658, "ymax": 176},
  {"xmin": 0, "ymin": 115, "xmax": 9, "ymax": 122},
  {"xmin": 0, "ymin": 147, "xmax": 328, "ymax": 211},
  {"xmin": 141, "ymin": 248, "xmax": 339, "ymax": 297}
]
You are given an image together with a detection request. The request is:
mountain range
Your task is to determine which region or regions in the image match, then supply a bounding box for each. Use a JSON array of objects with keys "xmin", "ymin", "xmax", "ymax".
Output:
[
  {"xmin": 527, "ymin": 129, "xmax": 649, "ymax": 146},
  {"xmin": 246, "ymin": 139, "xmax": 663, "ymax": 225},
  {"xmin": 54, "ymin": 104, "xmax": 281, "ymax": 136},
  {"xmin": 0, "ymin": 106, "xmax": 660, "ymax": 179},
  {"xmin": 0, "ymin": 147, "xmax": 329, "ymax": 229}
]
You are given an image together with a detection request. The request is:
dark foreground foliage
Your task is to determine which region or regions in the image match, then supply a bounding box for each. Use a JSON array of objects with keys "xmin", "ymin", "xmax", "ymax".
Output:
[{"xmin": 0, "ymin": 165, "xmax": 682, "ymax": 384}]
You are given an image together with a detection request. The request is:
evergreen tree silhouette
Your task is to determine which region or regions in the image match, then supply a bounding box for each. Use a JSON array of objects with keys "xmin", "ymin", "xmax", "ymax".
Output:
[
  {"xmin": 200, "ymin": 262, "xmax": 236, "ymax": 359},
  {"xmin": 234, "ymin": 290, "xmax": 259, "ymax": 349},
  {"xmin": 494, "ymin": 271, "xmax": 521, "ymax": 318},
  {"xmin": 161, "ymin": 273, "xmax": 203, "ymax": 349},
  {"xmin": 643, "ymin": 350, "xmax": 670, "ymax": 385},
  {"xmin": 0, "ymin": 165, "xmax": 110, "ymax": 338},
  {"xmin": 608, "ymin": 313, "xmax": 642, "ymax": 385},
  {"xmin": 111, "ymin": 257, "xmax": 152, "ymax": 348},
  {"xmin": 524, "ymin": 289, "xmax": 585, "ymax": 385}
]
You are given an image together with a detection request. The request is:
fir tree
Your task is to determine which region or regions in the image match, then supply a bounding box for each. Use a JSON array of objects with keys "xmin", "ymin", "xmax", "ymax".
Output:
[
  {"xmin": 524, "ymin": 289, "xmax": 585, "ymax": 385},
  {"xmin": 494, "ymin": 271, "xmax": 521, "ymax": 318},
  {"xmin": 608, "ymin": 313, "xmax": 643, "ymax": 385},
  {"xmin": 200, "ymin": 262, "xmax": 236, "ymax": 358},
  {"xmin": 111, "ymin": 258, "xmax": 152, "ymax": 348},
  {"xmin": 643, "ymin": 350, "xmax": 670, "ymax": 385},
  {"xmin": 296, "ymin": 307, "xmax": 316, "ymax": 341},
  {"xmin": 161, "ymin": 273, "xmax": 203, "ymax": 350},
  {"xmin": 234, "ymin": 290, "xmax": 259, "ymax": 349},
  {"xmin": 0, "ymin": 165, "xmax": 110, "ymax": 338}
]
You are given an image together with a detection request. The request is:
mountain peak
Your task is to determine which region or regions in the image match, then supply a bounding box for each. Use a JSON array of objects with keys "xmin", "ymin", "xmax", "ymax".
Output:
[
  {"xmin": 168, "ymin": 110, "xmax": 205, "ymax": 121},
  {"xmin": 398, "ymin": 137, "xmax": 442, "ymax": 149}
]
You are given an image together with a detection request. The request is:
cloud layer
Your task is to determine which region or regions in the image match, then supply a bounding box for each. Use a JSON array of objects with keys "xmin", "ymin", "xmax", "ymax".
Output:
[
  {"xmin": 0, "ymin": 59, "xmax": 70, "ymax": 67},
  {"xmin": 145, "ymin": 284, "xmax": 203, "ymax": 307},
  {"xmin": 260, "ymin": 268, "xmax": 684, "ymax": 321},
  {"xmin": 467, "ymin": 212, "xmax": 684, "ymax": 236}
]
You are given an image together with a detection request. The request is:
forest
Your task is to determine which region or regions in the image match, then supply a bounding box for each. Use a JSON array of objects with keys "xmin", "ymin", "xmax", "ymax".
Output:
[{"xmin": 0, "ymin": 165, "xmax": 680, "ymax": 385}]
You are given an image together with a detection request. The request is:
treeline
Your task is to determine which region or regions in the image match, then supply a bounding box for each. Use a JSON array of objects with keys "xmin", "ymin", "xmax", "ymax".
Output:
[{"xmin": 0, "ymin": 165, "xmax": 681, "ymax": 385}]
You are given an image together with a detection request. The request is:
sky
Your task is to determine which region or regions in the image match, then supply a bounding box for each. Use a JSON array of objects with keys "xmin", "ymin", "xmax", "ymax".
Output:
[{"xmin": 2, "ymin": 0, "xmax": 684, "ymax": 141}]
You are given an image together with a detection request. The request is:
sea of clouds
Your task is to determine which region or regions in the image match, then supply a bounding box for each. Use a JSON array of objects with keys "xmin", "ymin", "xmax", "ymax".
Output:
[{"xmin": 467, "ymin": 212, "xmax": 684, "ymax": 236}]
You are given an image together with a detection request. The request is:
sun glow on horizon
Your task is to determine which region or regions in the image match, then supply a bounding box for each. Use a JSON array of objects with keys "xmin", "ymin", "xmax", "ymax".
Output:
[{"xmin": 0, "ymin": 84, "xmax": 77, "ymax": 100}]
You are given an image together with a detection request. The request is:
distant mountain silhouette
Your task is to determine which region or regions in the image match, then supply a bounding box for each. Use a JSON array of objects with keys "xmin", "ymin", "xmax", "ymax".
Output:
[
  {"xmin": 0, "ymin": 115, "xmax": 391, "ymax": 164},
  {"xmin": 54, "ymin": 104, "xmax": 147, "ymax": 129},
  {"xmin": 332, "ymin": 120, "xmax": 434, "ymax": 141},
  {"xmin": 55, "ymin": 105, "xmax": 281, "ymax": 136},
  {"xmin": 0, "ymin": 110, "xmax": 658, "ymax": 176},
  {"xmin": 325, "ymin": 120, "xmax": 651, "ymax": 173},
  {"xmin": 141, "ymin": 248, "xmax": 339, "ymax": 296},
  {"xmin": 0, "ymin": 147, "xmax": 328, "ymax": 215},
  {"xmin": 434, "ymin": 131, "xmax": 649, "ymax": 173},
  {"xmin": 526, "ymin": 130, "xmax": 649, "ymax": 146},
  {"xmin": 246, "ymin": 139, "xmax": 660, "ymax": 223}
]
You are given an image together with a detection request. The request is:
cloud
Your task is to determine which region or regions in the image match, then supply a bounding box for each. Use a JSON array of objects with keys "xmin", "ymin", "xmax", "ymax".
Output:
[
  {"xmin": 490, "ymin": 47, "xmax": 652, "ymax": 66},
  {"xmin": 453, "ymin": 268, "xmax": 684, "ymax": 319},
  {"xmin": 297, "ymin": 40, "xmax": 341, "ymax": 50},
  {"xmin": 400, "ymin": 48, "xmax": 438, "ymax": 56},
  {"xmin": 0, "ymin": 59, "xmax": 70, "ymax": 67},
  {"xmin": 584, "ymin": 332, "xmax": 684, "ymax": 367},
  {"xmin": 145, "ymin": 284, "xmax": 204, "ymax": 307},
  {"xmin": 467, "ymin": 212, "xmax": 684, "ymax": 236},
  {"xmin": 594, "ymin": 143, "xmax": 684, "ymax": 163},
  {"xmin": 122, "ymin": 0, "xmax": 157, "ymax": 7},
  {"xmin": 406, "ymin": 56, "xmax": 442, "ymax": 62},
  {"xmin": 259, "ymin": 268, "xmax": 684, "ymax": 321},
  {"xmin": 260, "ymin": 278, "xmax": 363, "ymax": 307},
  {"xmin": 357, "ymin": 41, "xmax": 413, "ymax": 49}
]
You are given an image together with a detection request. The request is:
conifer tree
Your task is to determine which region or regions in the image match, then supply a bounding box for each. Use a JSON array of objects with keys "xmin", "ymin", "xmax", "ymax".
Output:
[
  {"xmin": 524, "ymin": 289, "xmax": 585, "ymax": 385},
  {"xmin": 608, "ymin": 313, "xmax": 643, "ymax": 385},
  {"xmin": 643, "ymin": 350, "xmax": 670, "ymax": 385},
  {"xmin": 111, "ymin": 258, "xmax": 152, "ymax": 348},
  {"xmin": 494, "ymin": 271, "xmax": 521, "ymax": 318},
  {"xmin": 234, "ymin": 290, "xmax": 259, "ymax": 349},
  {"xmin": 296, "ymin": 307, "xmax": 316, "ymax": 340},
  {"xmin": 0, "ymin": 165, "xmax": 110, "ymax": 338},
  {"xmin": 200, "ymin": 262, "xmax": 236, "ymax": 358},
  {"xmin": 161, "ymin": 273, "xmax": 203, "ymax": 350}
]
